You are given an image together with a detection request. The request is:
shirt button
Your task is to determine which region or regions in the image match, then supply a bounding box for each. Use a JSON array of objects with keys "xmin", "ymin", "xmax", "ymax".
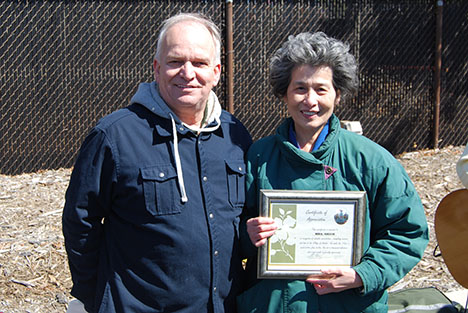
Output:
[
  {"xmin": 179, "ymin": 126, "xmax": 184, "ymax": 131},
  {"xmin": 159, "ymin": 172, "xmax": 165, "ymax": 178},
  {"xmin": 213, "ymin": 287, "xmax": 217, "ymax": 292},
  {"xmin": 214, "ymin": 250, "xmax": 219, "ymax": 256},
  {"xmin": 203, "ymin": 176, "xmax": 208, "ymax": 182},
  {"xmin": 209, "ymin": 213, "xmax": 214, "ymax": 219},
  {"xmin": 238, "ymin": 167, "xmax": 242, "ymax": 171}
]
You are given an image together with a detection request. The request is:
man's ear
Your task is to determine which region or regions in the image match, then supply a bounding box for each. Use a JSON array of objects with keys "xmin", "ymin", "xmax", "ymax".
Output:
[
  {"xmin": 212, "ymin": 63, "xmax": 221, "ymax": 86},
  {"xmin": 153, "ymin": 59, "xmax": 160, "ymax": 82}
]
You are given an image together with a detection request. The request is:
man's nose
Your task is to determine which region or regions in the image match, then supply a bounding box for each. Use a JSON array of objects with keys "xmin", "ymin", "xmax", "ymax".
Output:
[{"xmin": 180, "ymin": 62, "xmax": 195, "ymax": 79}]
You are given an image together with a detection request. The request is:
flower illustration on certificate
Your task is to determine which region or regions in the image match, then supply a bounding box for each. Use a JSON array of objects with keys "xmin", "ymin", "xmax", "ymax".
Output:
[{"xmin": 270, "ymin": 204, "xmax": 297, "ymax": 263}]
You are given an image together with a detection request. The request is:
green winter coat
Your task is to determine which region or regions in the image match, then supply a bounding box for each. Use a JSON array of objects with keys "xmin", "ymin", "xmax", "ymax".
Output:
[{"xmin": 238, "ymin": 115, "xmax": 429, "ymax": 313}]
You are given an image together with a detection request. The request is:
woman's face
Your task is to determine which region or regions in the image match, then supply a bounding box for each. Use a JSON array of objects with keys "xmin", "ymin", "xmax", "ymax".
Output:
[{"xmin": 284, "ymin": 64, "xmax": 340, "ymax": 142}]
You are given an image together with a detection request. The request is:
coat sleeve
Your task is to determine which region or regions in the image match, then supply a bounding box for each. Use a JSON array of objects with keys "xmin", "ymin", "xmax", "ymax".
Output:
[
  {"xmin": 353, "ymin": 160, "xmax": 429, "ymax": 295},
  {"xmin": 62, "ymin": 128, "xmax": 117, "ymax": 312}
]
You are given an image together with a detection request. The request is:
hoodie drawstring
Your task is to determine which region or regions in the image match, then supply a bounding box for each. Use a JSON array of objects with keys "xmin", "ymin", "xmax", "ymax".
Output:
[
  {"xmin": 170, "ymin": 115, "xmax": 188, "ymax": 203},
  {"xmin": 167, "ymin": 92, "xmax": 222, "ymax": 204}
]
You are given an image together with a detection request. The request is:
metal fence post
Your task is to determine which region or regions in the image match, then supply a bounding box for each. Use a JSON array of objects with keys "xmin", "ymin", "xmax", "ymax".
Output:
[
  {"xmin": 434, "ymin": 0, "xmax": 443, "ymax": 149},
  {"xmin": 226, "ymin": 0, "xmax": 234, "ymax": 114}
]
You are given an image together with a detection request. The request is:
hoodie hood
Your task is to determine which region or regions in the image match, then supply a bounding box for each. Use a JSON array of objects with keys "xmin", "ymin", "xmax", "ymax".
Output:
[
  {"xmin": 129, "ymin": 82, "xmax": 223, "ymax": 204},
  {"xmin": 130, "ymin": 82, "xmax": 222, "ymax": 132}
]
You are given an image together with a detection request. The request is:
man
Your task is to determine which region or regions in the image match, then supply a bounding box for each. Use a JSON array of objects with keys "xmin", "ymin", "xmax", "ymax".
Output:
[{"xmin": 62, "ymin": 13, "xmax": 252, "ymax": 313}]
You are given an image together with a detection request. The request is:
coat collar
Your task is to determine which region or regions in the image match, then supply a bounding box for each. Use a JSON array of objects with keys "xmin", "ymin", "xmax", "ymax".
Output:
[{"xmin": 275, "ymin": 114, "xmax": 341, "ymax": 164}]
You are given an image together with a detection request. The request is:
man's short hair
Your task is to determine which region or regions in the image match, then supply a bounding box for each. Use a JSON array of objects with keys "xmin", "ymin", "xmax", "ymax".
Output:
[{"xmin": 154, "ymin": 13, "xmax": 221, "ymax": 64}]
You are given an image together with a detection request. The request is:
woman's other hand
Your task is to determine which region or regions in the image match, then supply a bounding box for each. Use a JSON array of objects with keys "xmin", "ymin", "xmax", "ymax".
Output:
[
  {"xmin": 306, "ymin": 268, "xmax": 363, "ymax": 295},
  {"xmin": 246, "ymin": 217, "xmax": 277, "ymax": 247}
]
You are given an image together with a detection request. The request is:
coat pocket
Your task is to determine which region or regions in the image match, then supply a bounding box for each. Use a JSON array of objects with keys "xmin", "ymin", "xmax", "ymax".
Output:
[
  {"xmin": 140, "ymin": 165, "xmax": 182, "ymax": 216},
  {"xmin": 225, "ymin": 160, "xmax": 246, "ymax": 208}
]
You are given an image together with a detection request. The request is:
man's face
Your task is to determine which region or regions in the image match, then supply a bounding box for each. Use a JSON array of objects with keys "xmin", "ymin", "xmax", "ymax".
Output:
[
  {"xmin": 284, "ymin": 64, "xmax": 340, "ymax": 142},
  {"xmin": 154, "ymin": 21, "xmax": 221, "ymax": 125}
]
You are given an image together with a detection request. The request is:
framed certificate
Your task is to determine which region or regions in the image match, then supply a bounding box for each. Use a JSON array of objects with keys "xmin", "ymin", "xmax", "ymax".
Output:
[{"xmin": 258, "ymin": 189, "xmax": 366, "ymax": 279}]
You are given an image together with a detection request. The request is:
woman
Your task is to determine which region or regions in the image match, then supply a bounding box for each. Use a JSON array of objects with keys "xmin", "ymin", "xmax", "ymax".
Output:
[{"xmin": 238, "ymin": 32, "xmax": 429, "ymax": 313}]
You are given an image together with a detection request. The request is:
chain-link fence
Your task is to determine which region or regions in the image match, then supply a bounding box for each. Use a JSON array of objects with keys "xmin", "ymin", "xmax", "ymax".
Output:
[{"xmin": 1, "ymin": 0, "xmax": 467, "ymax": 175}]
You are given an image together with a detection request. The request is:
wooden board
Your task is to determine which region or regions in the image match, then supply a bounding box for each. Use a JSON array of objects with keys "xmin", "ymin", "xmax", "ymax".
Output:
[{"xmin": 434, "ymin": 188, "xmax": 468, "ymax": 288}]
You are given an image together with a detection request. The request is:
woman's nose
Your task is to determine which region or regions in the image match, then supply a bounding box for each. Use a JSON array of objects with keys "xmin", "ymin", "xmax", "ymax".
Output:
[{"xmin": 303, "ymin": 91, "xmax": 319, "ymax": 106}]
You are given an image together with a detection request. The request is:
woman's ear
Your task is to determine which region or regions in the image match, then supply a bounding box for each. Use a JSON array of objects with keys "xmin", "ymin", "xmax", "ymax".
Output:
[{"xmin": 335, "ymin": 89, "xmax": 341, "ymax": 105}]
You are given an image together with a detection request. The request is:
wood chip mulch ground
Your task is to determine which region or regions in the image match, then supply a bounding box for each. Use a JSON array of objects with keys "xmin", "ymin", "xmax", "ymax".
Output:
[{"xmin": 0, "ymin": 145, "xmax": 465, "ymax": 312}]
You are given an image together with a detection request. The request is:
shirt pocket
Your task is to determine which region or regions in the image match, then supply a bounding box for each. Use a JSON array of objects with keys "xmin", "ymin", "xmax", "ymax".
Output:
[
  {"xmin": 140, "ymin": 165, "xmax": 182, "ymax": 216},
  {"xmin": 225, "ymin": 160, "xmax": 246, "ymax": 208}
]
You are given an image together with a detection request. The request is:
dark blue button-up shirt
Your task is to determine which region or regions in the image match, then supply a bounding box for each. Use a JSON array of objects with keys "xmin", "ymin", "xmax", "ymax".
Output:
[{"xmin": 63, "ymin": 83, "xmax": 252, "ymax": 313}]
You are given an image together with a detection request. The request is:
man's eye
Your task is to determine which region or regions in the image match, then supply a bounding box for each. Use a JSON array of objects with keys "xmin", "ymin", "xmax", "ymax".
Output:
[{"xmin": 194, "ymin": 62, "xmax": 208, "ymax": 67}]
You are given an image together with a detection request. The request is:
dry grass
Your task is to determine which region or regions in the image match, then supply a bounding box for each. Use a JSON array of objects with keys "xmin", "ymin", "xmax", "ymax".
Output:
[
  {"xmin": 0, "ymin": 169, "xmax": 72, "ymax": 313},
  {"xmin": 391, "ymin": 146, "xmax": 466, "ymax": 293}
]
